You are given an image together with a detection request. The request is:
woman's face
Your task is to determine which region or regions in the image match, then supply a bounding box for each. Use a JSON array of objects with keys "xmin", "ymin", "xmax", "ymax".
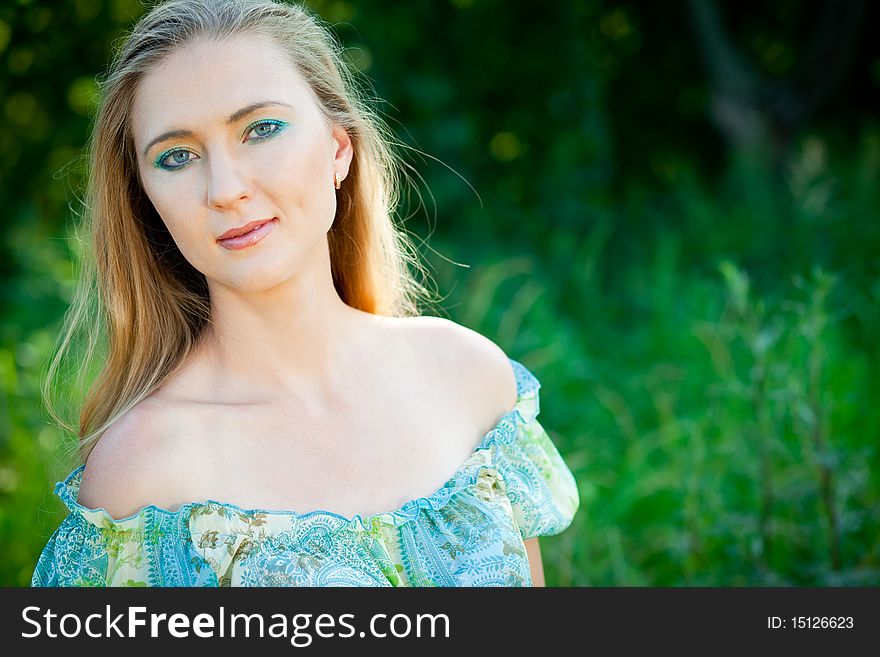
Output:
[{"xmin": 130, "ymin": 33, "xmax": 352, "ymax": 292}]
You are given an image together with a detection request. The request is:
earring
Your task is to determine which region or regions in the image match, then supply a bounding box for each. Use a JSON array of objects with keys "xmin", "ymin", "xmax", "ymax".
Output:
[{"xmin": 334, "ymin": 172, "xmax": 342, "ymax": 189}]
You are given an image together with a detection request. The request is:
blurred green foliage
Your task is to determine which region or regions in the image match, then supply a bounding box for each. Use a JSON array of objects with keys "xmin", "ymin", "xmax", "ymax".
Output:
[{"xmin": 1, "ymin": 0, "xmax": 878, "ymax": 586}]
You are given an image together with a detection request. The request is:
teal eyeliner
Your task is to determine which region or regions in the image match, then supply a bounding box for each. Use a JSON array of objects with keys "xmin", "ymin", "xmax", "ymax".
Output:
[{"xmin": 153, "ymin": 119, "xmax": 289, "ymax": 171}]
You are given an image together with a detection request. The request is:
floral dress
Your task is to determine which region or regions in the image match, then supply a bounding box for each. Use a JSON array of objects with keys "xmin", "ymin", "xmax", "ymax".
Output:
[{"xmin": 31, "ymin": 359, "xmax": 579, "ymax": 587}]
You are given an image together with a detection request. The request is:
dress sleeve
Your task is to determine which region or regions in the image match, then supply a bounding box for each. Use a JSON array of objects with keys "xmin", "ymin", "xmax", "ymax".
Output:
[
  {"xmin": 489, "ymin": 360, "xmax": 581, "ymax": 541},
  {"xmin": 31, "ymin": 467, "xmax": 217, "ymax": 587}
]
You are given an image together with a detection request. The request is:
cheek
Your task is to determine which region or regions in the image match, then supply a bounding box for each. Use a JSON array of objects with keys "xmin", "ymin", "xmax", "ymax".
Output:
[
  {"xmin": 258, "ymin": 139, "xmax": 335, "ymax": 217},
  {"xmin": 141, "ymin": 181, "xmax": 208, "ymax": 261},
  {"xmin": 162, "ymin": 217, "xmax": 211, "ymax": 273}
]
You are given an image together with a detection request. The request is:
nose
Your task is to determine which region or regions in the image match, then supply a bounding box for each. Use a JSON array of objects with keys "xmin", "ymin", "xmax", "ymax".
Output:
[{"xmin": 206, "ymin": 151, "xmax": 253, "ymax": 210}]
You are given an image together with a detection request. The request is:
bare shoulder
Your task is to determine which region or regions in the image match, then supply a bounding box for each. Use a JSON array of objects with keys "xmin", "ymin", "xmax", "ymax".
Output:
[
  {"xmin": 403, "ymin": 315, "xmax": 518, "ymax": 421},
  {"xmin": 77, "ymin": 396, "xmax": 199, "ymax": 519}
]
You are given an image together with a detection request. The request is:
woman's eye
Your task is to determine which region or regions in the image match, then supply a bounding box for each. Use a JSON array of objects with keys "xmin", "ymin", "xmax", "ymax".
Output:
[
  {"xmin": 244, "ymin": 119, "xmax": 287, "ymax": 142},
  {"xmin": 156, "ymin": 148, "xmax": 197, "ymax": 170}
]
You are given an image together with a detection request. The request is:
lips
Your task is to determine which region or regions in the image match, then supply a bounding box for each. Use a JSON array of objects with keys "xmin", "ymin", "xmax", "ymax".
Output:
[
  {"xmin": 216, "ymin": 218, "xmax": 278, "ymax": 251},
  {"xmin": 217, "ymin": 218, "xmax": 275, "ymax": 241}
]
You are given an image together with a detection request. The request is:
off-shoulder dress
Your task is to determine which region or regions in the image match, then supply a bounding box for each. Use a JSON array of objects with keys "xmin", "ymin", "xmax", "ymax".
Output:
[{"xmin": 31, "ymin": 358, "xmax": 579, "ymax": 587}]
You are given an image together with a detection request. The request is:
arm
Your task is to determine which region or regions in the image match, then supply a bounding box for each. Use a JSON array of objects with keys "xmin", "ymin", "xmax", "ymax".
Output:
[{"xmin": 524, "ymin": 537, "xmax": 545, "ymax": 587}]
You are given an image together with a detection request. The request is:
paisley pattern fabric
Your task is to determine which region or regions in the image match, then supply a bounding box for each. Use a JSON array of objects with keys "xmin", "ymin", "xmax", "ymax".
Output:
[{"xmin": 31, "ymin": 359, "xmax": 579, "ymax": 587}]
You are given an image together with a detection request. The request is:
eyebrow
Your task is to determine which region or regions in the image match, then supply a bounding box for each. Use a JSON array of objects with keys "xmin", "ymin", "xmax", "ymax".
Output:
[{"xmin": 141, "ymin": 101, "xmax": 294, "ymax": 159}]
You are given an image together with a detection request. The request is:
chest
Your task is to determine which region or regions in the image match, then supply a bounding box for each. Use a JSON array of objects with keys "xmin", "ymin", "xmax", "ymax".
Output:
[{"xmin": 177, "ymin": 383, "xmax": 489, "ymax": 519}]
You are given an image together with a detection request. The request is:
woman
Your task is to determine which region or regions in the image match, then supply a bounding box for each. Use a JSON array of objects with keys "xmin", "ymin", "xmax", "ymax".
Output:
[{"xmin": 31, "ymin": 0, "xmax": 579, "ymax": 587}]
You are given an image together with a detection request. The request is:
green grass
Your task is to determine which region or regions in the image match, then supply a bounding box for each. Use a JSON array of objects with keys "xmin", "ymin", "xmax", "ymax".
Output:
[{"xmin": 434, "ymin": 241, "xmax": 878, "ymax": 586}]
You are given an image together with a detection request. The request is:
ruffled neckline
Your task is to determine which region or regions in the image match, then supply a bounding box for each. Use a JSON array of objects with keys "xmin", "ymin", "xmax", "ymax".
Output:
[{"xmin": 52, "ymin": 358, "xmax": 541, "ymax": 533}]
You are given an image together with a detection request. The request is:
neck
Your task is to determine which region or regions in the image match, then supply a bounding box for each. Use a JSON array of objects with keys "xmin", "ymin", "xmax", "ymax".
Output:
[{"xmin": 196, "ymin": 238, "xmax": 377, "ymax": 408}]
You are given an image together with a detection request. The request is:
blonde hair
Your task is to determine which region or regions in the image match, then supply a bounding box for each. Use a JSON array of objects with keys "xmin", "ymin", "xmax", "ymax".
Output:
[{"xmin": 44, "ymin": 0, "xmax": 437, "ymax": 463}]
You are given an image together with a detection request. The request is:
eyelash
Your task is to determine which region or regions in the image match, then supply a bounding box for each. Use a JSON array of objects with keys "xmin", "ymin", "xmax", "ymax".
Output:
[{"xmin": 154, "ymin": 119, "xmax": 289, "ymax": 171}]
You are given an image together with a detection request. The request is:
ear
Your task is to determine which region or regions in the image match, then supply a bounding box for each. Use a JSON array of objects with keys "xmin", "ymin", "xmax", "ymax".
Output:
[{"xmin": 331, "ymin": 124, "xmax": 354, "ymax": 180}]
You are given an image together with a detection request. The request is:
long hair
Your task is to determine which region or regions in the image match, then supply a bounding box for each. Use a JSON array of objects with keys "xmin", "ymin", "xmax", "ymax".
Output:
[{"xmin": 43, "ymin": 0, "xmax": 437, "ymax": 463}]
